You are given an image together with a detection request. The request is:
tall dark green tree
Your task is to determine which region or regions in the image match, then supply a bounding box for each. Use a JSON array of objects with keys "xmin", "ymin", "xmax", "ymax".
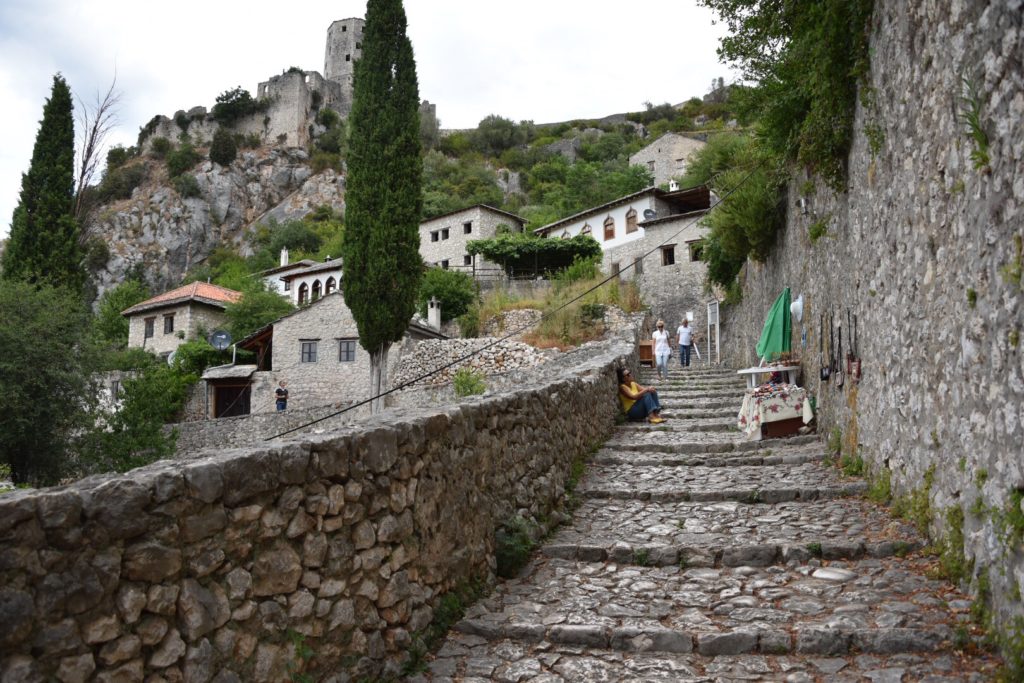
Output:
[
  {"xmin": 340, "ymin": 0, "xmax": 423, "ymax": 413},
  {"xmin": 2, "ymin": 74, "xmax": 84, "ymax": 291},
  {"xmin": 0, "ymin": 281, "xmax": 97, "ymax": 485}
]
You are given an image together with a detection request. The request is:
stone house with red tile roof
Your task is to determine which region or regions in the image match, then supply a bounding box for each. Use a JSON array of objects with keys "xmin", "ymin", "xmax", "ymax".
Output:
[{"xmin": 121, "ymin": 282, "xmax": 243, "ymax": 357}]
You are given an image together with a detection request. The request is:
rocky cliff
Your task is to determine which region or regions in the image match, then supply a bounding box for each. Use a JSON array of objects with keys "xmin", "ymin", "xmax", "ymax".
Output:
[{"xmin": 85, "ymin": 148, "xmax": 346, "ymax": 299}]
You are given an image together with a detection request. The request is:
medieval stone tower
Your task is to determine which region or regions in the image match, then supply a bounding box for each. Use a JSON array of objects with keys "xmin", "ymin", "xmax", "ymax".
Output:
[{"xmin": 324, "ymin": 18, "xmax": 365, "ymax": 94}]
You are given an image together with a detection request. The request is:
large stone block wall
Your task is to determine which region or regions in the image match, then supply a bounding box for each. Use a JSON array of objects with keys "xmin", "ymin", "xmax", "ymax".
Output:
[
  {"xmin": 719, "ymin": 0, "xmax": 1023, "ymax": 634},
  {"xmin": 0, "ymin": 335, "xmax": 633, "ymax": 681}
]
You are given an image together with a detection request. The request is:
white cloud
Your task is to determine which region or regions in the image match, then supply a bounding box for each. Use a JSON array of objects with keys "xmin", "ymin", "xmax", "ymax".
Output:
[{"xmin": 0, "ymin": 0, "xmax": 735, "ymax": 238}]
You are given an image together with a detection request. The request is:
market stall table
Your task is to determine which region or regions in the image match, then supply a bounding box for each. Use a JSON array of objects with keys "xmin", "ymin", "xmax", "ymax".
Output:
[
  {"xmin": 737, "ymin": 364, "xmax": 801, "ymax": 389},
  {"xmin": 737, "ymin": 383, "xmax": 814, "ymax": 440}
]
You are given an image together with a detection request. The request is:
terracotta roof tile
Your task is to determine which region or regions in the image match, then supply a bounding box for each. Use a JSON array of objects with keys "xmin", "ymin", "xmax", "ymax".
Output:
[{"xmin": 121, "ymin": 282, "xmax": 243, "ymax": 316}]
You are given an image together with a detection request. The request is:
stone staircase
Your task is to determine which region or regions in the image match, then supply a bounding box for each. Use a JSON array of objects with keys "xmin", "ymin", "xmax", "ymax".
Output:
[{"xmin": 415, "ymin": 366, "xmax": 1000, "ymax": 681}]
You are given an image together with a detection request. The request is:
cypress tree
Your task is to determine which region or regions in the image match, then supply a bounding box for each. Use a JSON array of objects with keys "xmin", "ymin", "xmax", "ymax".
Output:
[
  {"xmin": 2, "ymin": 74, "xmax": 84, "ymax": 292},
  {"xmin": 341, "ymin": 0, "xmax": 423, "ymax": 412}
]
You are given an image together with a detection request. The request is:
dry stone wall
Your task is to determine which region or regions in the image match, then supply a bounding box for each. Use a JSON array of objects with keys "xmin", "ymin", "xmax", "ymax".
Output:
[
  {"xmin": 0, "ymin": 336, "xmax": 634, "ymax": 681},
  {"xmin": 719, "ymin": 0, "xmax": 1023, "ymax": 636}
]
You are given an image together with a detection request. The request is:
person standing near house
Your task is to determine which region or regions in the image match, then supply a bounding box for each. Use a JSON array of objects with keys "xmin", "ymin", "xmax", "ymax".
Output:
[
  {"xmin": 275, "ymin": 381, "xmax": 289, "ymax": 411},
  {"xmin": 676, "ymin": 318, "xmax": 694, "ymax": 368},
  {"xmin": 652, "ymin": 320, "xmax": 671, "ymax": 381}
]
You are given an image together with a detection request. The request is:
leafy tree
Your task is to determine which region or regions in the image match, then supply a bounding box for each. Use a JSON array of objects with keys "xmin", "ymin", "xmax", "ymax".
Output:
[
  {"xmin": 80, "ymin": 355, "xmax": 193, "ymax": 474},
  {"xmin": 93, "ymin": 279, "xmax": 150, "ymax": 350},
  {"xmin": 211, "ymin": 87, "xmax": 265, "ymax": 126},
  {"xmin": 105, "ymin": 144, "xmax": 134, "ymax": 170},
  {"xmin": 2, "ymin": 74, "xmax": 84, "ymax": 292},
  {"xmin": 341, "ymin": 0, "xmax": 423, "ymax": 413},
  {"xmin": 171, "ymin": 339, "xmax": 229, "ymax": 376},
  {"xmin": 698, "ymin": 0, "xmax": 874, "ymax": 189},
  {"xmin": 473, "ymin": 114, "xmax": 527, "ymax": 156},
  {"xmin": 209, "ymin": 127, "xmax": 237, "ymax": 166},
  {"xmin": 0, "ymin": 281, "xmax": 97, "ymax": 485},
  {"xmin": 224, "ymin": 285, "xmax": 295, "ymax": 340},
  {"xmin": 418, "ymin": 268, "xmax": 478, "ymax": 322},
  {"xmin": 683, "ymin": 134, "xmax": 786, "ymax": 289}
]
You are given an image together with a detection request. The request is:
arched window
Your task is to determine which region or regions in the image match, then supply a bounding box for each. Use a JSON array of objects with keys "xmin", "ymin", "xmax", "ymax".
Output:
[
  {"xmin": 311, "ymin": 280, "xmax": 322, "ymax": 300},
  {"xmin": 603, "ymin": 216, "xmax": 615, "ymax": 241},
  {"xmin": 325, "ymin": 277, "xmax": 337, "ymax": 294},
  {"xmin": 561, "ymin": 231, "xmax": 570, "ymax": 239},
  {"xmin": 298, "ymin": 282, "xmax": 309, "ymax": 305},
  {"xmin": 581, "ymin": 223, "xmax": 592, "ymax": 236},
  {"xmin": 626, "ymin": 208, "xmax": 638, "ymax": 233}
]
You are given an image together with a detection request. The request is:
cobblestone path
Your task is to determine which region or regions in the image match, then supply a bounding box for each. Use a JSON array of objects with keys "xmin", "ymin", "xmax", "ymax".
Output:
[{"xmin": 416, "ymin": 366, "xmax": 1001, "ymax": 681}]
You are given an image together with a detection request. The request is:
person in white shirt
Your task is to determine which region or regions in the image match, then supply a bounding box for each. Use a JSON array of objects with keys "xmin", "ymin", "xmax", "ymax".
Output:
[
  {"xmin": 652, "ymin": 319, "xmax": 671, "ymax": 380},
  {"xmin": 676, "ymin": 319, "xmax": 694, "ymax": 368}
]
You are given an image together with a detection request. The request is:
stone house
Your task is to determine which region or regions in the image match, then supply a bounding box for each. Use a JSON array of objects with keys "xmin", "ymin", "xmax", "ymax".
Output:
[
  {"xmin": 629, "ymin": 132, "xmax": 706, "ymax": 187},
  {"xmin": 419, "ymin": 205, "xmax": 527, "ymax": 276},
  {"xmin": 121, "ymin": 282, "xmax": 242, "ymax": 358},
  {"xmin": 215, "ymin": 291, "xmax": 443, "ymax": 417},
  {"xmin": 279, "ymin": 259, "xmax": 344, "ymax": 305},
  {"xmin": 258, "ymin": 248, "xmax": 318, "ymax": 297},
  {"xmin": 535, "ymin": 184, "xmax": 712, "ymax": 333}
]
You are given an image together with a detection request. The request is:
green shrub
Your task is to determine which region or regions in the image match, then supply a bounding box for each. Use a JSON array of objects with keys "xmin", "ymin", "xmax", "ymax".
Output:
[
  {"xmin": 310, "ymin": 151, "xmax": 342, "ymax": 173},
  {"xmin": 149, "ymin": 136, "xmax": 172, "ymax": 158},
  {"xmin": 495, "ymin": 516, "xmax": 538, "ymax": 578},
  {"xmin": 174, "ymin": 111, "xmax": 190, "ymax": 132},
  {"xmin": 209, "ymin": 127, "xmax": 237, "ymax": 166},
  {"xmin": 106, "ymin": 145, "xmax": 134, "ymax": 170},
  {"xmin": 553, "ymin": 255, "xmax": 601, "ymax": 289},
  {"xmin": 166, "ymin": 142, "xmax": 200, "ymax": 178},
  {"xmin": 97, "ymin": 163, "xmax": 147, "ymax": 202},
  {"xmin": 418, "ymin": 267, "xmax": 478, "ymax": 322},
  {"xmin": 453, "ymin": 367, "xmax": 486, "ymax": 397},
  {"xmin": 457, "ymin": 307, "xmax": 480, "ymax": 338},
  {"xmin": 84, "ymin": 238, "xmax": 110, "ymax": 271},
  {"xmin": 173, "ymin": 173, "xmax": 201, "ymax": 198},
  {"xmin": 211, "ymin": 86, "xmax": 269, "ymax": 126},
  {"xmin": 137, "ymin": 115, "xmax": 162, "ymax": 146},
  {"xmin": 317, "ymin": 107, "xmax": 340, "ymax": 128},
  {"xmin": 808, "ymin": 217, "xmax": 829, "ymax": 243}
]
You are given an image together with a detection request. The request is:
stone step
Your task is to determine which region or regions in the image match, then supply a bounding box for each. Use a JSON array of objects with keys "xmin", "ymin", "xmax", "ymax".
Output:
[
  {"xmin": 653, "ymin": 398, "xmax": 738, "ymax": 410},
  {"xmin": 643, "ymin": 389, "xmax": 741, "ymax": 401},
  {"xmin": 603, "ymin": 433, "xmax": 819, "ymax": 454},
  {"xmin": 418, "ymin": 633, "xmax": 999, "ymax": 682},
  {"xmin": 638, "ymin": 376, "xmax": 748, "ymax": 387},
  {"xmin": 541, "ymin": 498, "xmax": 921, "ymax": 567},
  {"xmin": 591, "ymin": 447, "xmax": 826, "ymax": 468},
  {"xmin": 578, "ymin": 461, "xmax": 866, "ymax": 503},
  {"xmin": 453, "ymin": 557, "xmax": 973, "ymax": 660},
  {"xmin": 617, "ymin": 417, "xmax": 737, "ymax": 433}
]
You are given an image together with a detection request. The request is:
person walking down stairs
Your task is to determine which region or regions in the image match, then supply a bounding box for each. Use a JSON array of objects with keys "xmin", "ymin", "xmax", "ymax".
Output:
[{"xmin": 652, "ymin": 320, "xmax": 672, "ymax": 380}]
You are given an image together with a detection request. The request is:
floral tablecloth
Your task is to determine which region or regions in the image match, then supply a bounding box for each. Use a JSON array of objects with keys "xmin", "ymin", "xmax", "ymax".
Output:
[{"xmin": 737, "ymin": 384, "xmax": 813, "ymax": 440}]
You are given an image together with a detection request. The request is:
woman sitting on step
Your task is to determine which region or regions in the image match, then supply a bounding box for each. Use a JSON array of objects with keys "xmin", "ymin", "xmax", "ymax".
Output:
[{"xmin": 617, "ymin": 367, "xmax": 666, "ymax": 424}]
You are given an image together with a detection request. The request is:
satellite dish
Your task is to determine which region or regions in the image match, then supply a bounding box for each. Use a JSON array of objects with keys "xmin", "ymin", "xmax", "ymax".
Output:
[
  {"xmin": 790, "ymin": 294, "xmax": 805, "ymax": 324},
  {"xmin": 167, "ymin": 350, "xmax": 177, "ymax": 366},
  {"xmin": 643, "ymin": 209, "xmax": 656, "ymax": 220},
  {"xmin": 209, "ymin": 330, "xmax": 233, "ymax": 351}
]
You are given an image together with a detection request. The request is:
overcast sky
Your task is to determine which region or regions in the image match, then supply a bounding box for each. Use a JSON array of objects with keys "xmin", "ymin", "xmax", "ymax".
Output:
[{"xmin": 0, "ymin": 0, "xmax": 736, "ymax": 239}]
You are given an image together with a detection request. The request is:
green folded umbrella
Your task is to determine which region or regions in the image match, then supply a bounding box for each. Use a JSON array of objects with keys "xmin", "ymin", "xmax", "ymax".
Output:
[{"xmin": 755, "ymin": 287, "xmax": 791, "ymax": 362}]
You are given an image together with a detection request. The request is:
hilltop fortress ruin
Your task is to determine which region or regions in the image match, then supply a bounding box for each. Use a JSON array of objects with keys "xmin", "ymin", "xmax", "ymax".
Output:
[{"xmin": 141, "ymin": 18, "xmax": 437, "ymax": 150}]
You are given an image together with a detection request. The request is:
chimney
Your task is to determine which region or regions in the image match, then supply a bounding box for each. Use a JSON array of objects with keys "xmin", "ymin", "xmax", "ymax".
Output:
[
  {"xmin": 280, "ymin": 247, "xmax": 289, "ymax": 267},
  {"xmin": 428, "ymin": 296, "xmax": 442, "ymax": 330},
  {"xmin": 669, "ymin": 179, "xmax": 680, "ymax": 191}
]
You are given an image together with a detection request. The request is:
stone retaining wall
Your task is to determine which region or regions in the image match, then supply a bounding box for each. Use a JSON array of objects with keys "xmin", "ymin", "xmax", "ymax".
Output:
[
  {"xmin": 0, "ymin": 336, "xmax": 635, "ymax": 681},
  {"xmin": 719, "ymin": 0, "xmax": 1023, "ymax": 637}
]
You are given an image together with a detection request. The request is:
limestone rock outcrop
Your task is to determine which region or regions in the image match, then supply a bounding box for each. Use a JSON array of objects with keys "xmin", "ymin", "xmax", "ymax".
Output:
[{"xmin": 85, "ymin": 148, "xmax": 345, "ymax": 299}]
